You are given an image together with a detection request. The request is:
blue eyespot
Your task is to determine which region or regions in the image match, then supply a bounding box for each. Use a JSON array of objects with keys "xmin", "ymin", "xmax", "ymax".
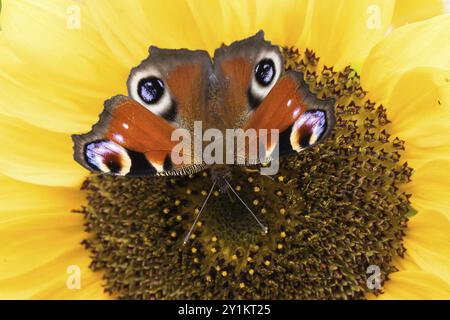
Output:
[
  {"xmin": 137, "ymin": 77, "xmax": 165, "ymax": 104},
  {"xmin": 255, "ymin": 59, "xmax": 275, "ymax": 86}
]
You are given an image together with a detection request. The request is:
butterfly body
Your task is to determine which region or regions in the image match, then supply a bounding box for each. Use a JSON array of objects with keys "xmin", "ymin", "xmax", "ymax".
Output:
[{"xmin": 73, "ymin": 31, "xmax": 336, "ymax": 178}]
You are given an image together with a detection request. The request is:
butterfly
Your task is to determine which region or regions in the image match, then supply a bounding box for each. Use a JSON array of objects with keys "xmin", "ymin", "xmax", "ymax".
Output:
[{"xmin": 72, "ymin": 31, "xmax": 336, "ymax": 179}]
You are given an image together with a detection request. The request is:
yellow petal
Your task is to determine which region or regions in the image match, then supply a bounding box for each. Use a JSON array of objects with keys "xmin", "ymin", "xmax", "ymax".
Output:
[
  {"xmin": 391, "ymin": 252, "xmax": 420, "ymax": 272},
  {"xmin": 0, "ymin": 213, "xmax": 108, "ymax": 299},
  {"xmin": 1, "ymin": 246, "xmax": 107, "ymax": 300},
  {"xmin": 86, "ymin": 0, "xmax": 297, "ymax": 59},
  {"xmin": 0, "ymin": 0, "xmax": 126, "ymax": 133},
  {"xmin": 186, "ymin": 0, "xmax": 259, "ymax": 53},
  {"xmin": 392, "ymin": 0, "xmax": 446, "ymax": 27},
  {"xmin": 404, "ymin": 160, "xmax": 450, "ymax": 219},
  {"xmin": 87, "ymin": 0, "xmax": 395, "ymax": 73},
  {"xmin": 0, "ymin": 115, "xmax": 86, "ymax": 187},
  {"xmin": 0, "ymin": 175, "xmax": 105, "ymax": 299},
  {"xmin": 404, "ymin": 210, "xmax": 450, "ymax": 285},
  {"xmin": 297, "ymin": 0, "xmax": 395, "ymax": 71},
  {"xmin": 375, "ymin": 271, "xmax": 450, "ymax": 299},
  {"xmin": 31, "ymin": 251, "xmax": 110, "ymax": 300},
  {"xmin": 0, "ymin": 175, "xmax": 84, "ymax": 221},
  {"xmin": 0, "ymin": 214, "xmax": 84, "ymax": 281},
  {"xmin": 255, "ymin": 0, "xmax": 308, "ymax": 47},
  {"xmin": 361, "ymin": 14, "xmax": 450, "ymax": 102},
  {"xmin": 85, "ymin": 0, "xmax": 211, "ymax": 66},
  {"xmin": 381, "ymin": 67, "xmax": 450, "ymax": 168},
  {"xmin": 0, "ymin": 0, "xmax": 395, "ymax": 134}
]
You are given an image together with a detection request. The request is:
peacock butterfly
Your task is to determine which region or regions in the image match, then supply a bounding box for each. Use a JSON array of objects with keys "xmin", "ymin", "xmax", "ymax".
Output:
[
  {"xmin": 73, "ymin": 31, "xmax": 335, "ymax": 177},
  {"xmin": 72, "ymin": 31, "xmax": 336, "ymax": 241}
]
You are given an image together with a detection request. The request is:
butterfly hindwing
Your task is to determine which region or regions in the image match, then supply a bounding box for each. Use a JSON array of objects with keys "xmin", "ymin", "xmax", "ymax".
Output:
[
  {"xmin": 243, "ymin": 71, "xmax": 336, "ymax": 161},
  {"xmin": 72, "ymin": 95, "xmax": 203, "ymax": 176}
]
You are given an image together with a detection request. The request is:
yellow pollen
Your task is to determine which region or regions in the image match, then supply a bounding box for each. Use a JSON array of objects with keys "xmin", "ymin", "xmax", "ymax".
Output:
[
  {"xmin": 264, "ymin": 260, "xmax": 271, "ymax": 266},
  {"xmin": 239, "ymin": 282, "xmax": 245, "ymax": 288},
  {"xmin": 170, "ymin": 231, "xmax": 177, "ymax": 238},
  {"xmin": 277, "ymin": 244, "xmax": 283, "ymax": 250},
  {"xmin": 201, "ymin": 190, "xmax": 208, "ymax": 196},
  {"xmin": 215, "ymin": 265, "xmax": 221, "ymax": 271},
  {"xmin": 176, "ymin": 215, "xmax": 182, "ymax": 221},
  {"xmin": 248, "ymin": 269, "xmax": 254, "ymax": 275},
  {"xmin": 211, "ymin": 236, "xmax": 217, "ymax": 242},
  {"xmin": 196, "ymin": 221, "xmax": 202, "ymax": 227},
  {"xmin": 191, "ymin": 247, "xmax": 197, "ymax": 254},
  {"xmin": 235, "ymin": 185, "xmax": 241, "ymax": 191},
  {"xmin": 186, "ymin": 189, "xmax": 192, "ymax": 195},
  {"xmin": 278, "ymin": 176, "xmax": 285, "ymax": 182},
  {"xmin": 253, "ymin": 186, "xmax": 261, "ymax": 193},
  {"xmin": 174, "ymin": 199, "xmax": 181, "ymax": 206},
  {"xmin": 221, "ymin": 271, "xmax": 227, "ymax": 277},
  {"xmin": 280, "ymin": 231, "xmax": 287, "ymax": 238},
  {"xmin": 248, "ymin": 177, "xmax": 254, "ymax": 183},
  {"xmin": 211, "ymin": 247, "xmax": 217, "ymax": 253},
  {"xmin": 232, "ymin": 254, "xmax": 238, "ymax": 260},
  {"xmin": 163, "ymin": 208, "xmax": 170, "ymax": 214},
  {"xmin": 279, "ymin": 208, "xmax": 286, "ymax": 215},
  {"xmin": 213, "ymin": 191, "xmax": 219, "ymax": 196},
  {"xmin": 253, "ymin": 199, "xmax": 259, "ymax": 205}
]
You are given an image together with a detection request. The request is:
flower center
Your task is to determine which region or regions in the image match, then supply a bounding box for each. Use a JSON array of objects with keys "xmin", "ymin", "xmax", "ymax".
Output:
[{"xmin": 79, "ymin": 47, "xmax": 413, "ymax": 299}]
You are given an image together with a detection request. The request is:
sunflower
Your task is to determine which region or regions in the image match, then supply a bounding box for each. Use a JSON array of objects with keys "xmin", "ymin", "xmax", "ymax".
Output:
[{"xmin": 0, "ymin": 0, "xmax": 449, "ymax": 300}]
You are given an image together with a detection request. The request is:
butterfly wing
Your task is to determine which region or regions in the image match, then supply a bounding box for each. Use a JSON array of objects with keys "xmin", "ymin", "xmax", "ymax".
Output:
[
  {"xmin": 73, "ymin": 32, "xmax": 335, "ymax": 175},
  {"xmin": 73, "ymin": 95, "xmax": 204, "ymax": 176},
  {"xmin": 212, "ymin": 31, "xmax": 335, "ymax": 163},
  {"xmin": 73, "ymin": 47, "xmax": 214, "ymax": 176},
  {"xmin": 212, "ymin": 31, "xmax": 284, "ymax": 129},
  {"xmin": 243, "ymin": 71, "xmax": 335, "ymax": 161},
  {"xmin": 127, "ymin": 46, "xmax": 213, "ymax": 131}
]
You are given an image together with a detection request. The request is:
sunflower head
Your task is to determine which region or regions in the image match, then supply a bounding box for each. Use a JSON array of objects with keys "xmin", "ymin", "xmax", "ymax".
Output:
[{"xmin": 79, "ymin": 47, "xmax": 413, "ymax": 299}]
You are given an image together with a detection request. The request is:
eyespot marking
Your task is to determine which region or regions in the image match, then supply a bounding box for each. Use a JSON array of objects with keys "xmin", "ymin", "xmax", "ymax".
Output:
[
  {"xmin": 127, "ymin": 66, "xmax": 174, "ymax": 121},
  {"xmin": 290, "ymin": 110, "xmax": 327, "ymax": 152},
  {"xmin": 84, "ymin": 140, "xmax": 131, "ymax": 175},
  {"xmin": 248, "ymin": 50, "xmax": 283, "ymax": 109},
  {"xmin": 255, "ymin": 58, "xmax": 275, "ymax": 86},
  {"xmin": 137, "ymin": 76, "xmax": 165, "ymax": 104}
]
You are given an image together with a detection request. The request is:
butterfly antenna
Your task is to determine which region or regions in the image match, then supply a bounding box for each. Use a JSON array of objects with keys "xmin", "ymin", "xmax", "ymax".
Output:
[
  {"xmin": 225, "ymin": 186, "xmax": 235, "ymax": 203},
  {"xmin": 183, "ymin": 180, "xmax": 217, "ymax": 246},
  {"xmin": 224, "ymin": 178, "xmax": 268, "ymax": 234},
  {"xmin": 262, "ymin": 174, "xmax": 275, "ymax": 181}
]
